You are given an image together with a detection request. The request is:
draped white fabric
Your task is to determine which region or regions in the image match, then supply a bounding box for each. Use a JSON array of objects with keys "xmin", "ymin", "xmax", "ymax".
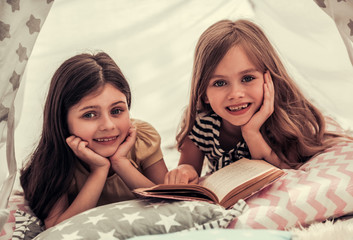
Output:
[
  {"xmin": 0, "ymin": 0, "xmax": 53, "ymax": 230},
  {"xmin": 1, "ymin": 0, "xmax": 352, "ymax": 226}
]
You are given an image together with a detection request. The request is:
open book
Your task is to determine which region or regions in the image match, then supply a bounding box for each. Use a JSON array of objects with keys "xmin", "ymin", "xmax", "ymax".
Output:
[{"xmin": 134, "ymin": 158, "xmax": 285, "ymax": 208}]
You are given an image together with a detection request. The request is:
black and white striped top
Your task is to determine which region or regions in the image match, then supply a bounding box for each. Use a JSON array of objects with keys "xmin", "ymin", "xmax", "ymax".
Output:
[{"xmin": 189, "ymin": 112, "xmax": 251, "ymax": 173}]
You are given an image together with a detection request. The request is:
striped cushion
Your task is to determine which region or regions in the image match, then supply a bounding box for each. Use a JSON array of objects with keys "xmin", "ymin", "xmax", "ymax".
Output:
[{"xmin": 228, "ymin": 119, "xmax": 353, "ymax": 229}]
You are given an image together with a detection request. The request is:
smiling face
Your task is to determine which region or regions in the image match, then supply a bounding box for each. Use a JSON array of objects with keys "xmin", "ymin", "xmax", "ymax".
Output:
[
  {"xmin": 67, "ymin": 83, "xmax": 131, "ymax": 157},
  {"xmin": 205, "ymin": 45, "xmax": 264, "ymax": 131}
]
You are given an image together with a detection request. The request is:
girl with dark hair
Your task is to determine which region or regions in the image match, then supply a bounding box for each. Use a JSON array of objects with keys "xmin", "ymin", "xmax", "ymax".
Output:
[
  {"xmin": 20, "ymin": 52, "xmax": 168, "ymax": 228},
  {"xmin": 164, "ymin": 19, "xmax": 351, "ymax": 184}
]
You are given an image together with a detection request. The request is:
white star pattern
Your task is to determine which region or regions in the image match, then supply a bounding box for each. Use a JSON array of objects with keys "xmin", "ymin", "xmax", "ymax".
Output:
[
  {"xmin": 52, "ymin": 220, "xmax": 73, "ymax": 231},
  {"xmin": 112, "ymin": 202, "xmax": 133, "ymax": 210},
  {"xmin": 61, "ymin": 230, "xmax": 83, "ymax": 239},
  {"xmin": 119, "ymin": 212, "xmax": 144, "ymax": 224},
  {"xmin": 180, "ymin": 201, "xmax": 205, "ymax": 211},
  {"xmin": 155, "ymin": 213, "xmax": 181, "ymax": 232},
  {"xmin": 15, "ymin": 198, "xmax": 244, "ymax": 239},
  {"xmin": 81, "ymin": 207, "xmax": 96, "ymax": 215},
  {"xmin": 97, "ymin": 229, "xmax": 116, "ymax": 239},
  {"xmin": 83, "ymin": 213, "xmax": 108, "ymax": 225},
  {"xmin": 147, "ymin": 200, "xmax": 169, "ymax": 209}
]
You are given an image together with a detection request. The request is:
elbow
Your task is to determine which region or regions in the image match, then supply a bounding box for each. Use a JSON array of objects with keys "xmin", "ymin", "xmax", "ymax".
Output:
[{"xmin": 44, "ymin": 216, "xmax": 63, "ymax": 229}]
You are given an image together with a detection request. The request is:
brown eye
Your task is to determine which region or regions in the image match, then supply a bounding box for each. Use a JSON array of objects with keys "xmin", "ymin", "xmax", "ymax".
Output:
[
  {"xmin": 82, "ymin": 112, "xmax": 96, "ymax": 119},
  {"xmin": 111, "ymin": 108, "xmax": 123, "ymax": 115}
]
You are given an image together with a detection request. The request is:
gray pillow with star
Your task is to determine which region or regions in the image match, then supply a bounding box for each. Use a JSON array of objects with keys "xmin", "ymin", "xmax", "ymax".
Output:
[{"xmin": 32, "ymin": 198, "xmax": 247, "ymax": 240}]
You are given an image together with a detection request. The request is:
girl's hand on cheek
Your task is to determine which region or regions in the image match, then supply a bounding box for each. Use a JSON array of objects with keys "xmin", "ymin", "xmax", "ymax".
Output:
[
  {"xmin": 66, "ymin": 135, "xmax": 110, "ymax": 171},
  {"xmin": 110, "ymin": 126, "xmax": 137, "ymax": 172},
  {"xmin": 241, "ymin": 71, "xmax": 274, "ymax": 135}
]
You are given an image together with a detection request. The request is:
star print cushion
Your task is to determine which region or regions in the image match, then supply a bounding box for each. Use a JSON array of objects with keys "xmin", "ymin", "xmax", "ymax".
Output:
[{"xmin": 32, "ymin": 198, "xmax": 247, "ymax": 240}]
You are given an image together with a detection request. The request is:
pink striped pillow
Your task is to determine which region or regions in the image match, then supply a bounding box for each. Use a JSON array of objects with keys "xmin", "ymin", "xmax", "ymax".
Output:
[{"xmin": 228, "ymin": 119, "xmax": 353, "ymax": 229}]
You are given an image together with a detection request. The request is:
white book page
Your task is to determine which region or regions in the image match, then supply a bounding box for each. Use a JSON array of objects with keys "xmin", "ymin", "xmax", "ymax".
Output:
[{"xmin": 201, "ymin": 159, "xmax": 277, "ymax": 201}]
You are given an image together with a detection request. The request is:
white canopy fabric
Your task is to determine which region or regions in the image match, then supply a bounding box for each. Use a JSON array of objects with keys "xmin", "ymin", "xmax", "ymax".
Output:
[
  {"xmin": 1, "ymin": 0, "xmax": 352, "ymax": 231},
  {"xmin": 0, "ymin": 0, "xmax": 53, "ymax": 229}
]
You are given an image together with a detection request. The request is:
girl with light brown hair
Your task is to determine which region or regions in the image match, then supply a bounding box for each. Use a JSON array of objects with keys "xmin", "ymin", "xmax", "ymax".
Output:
[{"xmin": 164, "ymin": 19, "xmax": 350, "ymax": 184}]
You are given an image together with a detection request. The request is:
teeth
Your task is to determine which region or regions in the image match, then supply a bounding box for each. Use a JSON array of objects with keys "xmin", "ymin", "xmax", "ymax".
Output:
[
  {"xmin": 228, "ymin": 104, "xmax": 249, "ymax": 111},
  {"xmin": 95, "ymin": 137, "xmax": 117, "ymax": 142}
]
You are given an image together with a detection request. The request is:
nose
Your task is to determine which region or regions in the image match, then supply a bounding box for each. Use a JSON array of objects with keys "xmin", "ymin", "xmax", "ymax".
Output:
[
  {"xmin": 228, "ymin": 82, "xmax": 245, "ymax": 99},
  {"xmin": 98, "ymin": 114, "xmax": 116, "ymax": 131}
]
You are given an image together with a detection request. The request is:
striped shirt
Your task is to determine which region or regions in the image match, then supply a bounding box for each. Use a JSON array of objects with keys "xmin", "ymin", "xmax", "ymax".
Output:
[{"xmin": 189, "ymin": 112, "xmax": 251, "ymax": 173}]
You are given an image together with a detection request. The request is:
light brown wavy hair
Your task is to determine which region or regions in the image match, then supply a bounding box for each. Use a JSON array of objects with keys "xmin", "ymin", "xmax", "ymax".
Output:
[{"xmin": 177, "ymin": 19, "xmax": 349, "ymax": 168}]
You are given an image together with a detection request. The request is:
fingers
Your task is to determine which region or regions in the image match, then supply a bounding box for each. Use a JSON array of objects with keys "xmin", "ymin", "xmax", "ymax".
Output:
[
  {"xmin": 66, "ymin": 135, "xmax": 88, "ymax": 153},
  {"xmin": 164, "ymin": 165, "xmax": 198, "ymax": 184},
  {"xmin": 164, "ymin": 170, "xmax": 189, "ymax": 184},
  {"xmin": 67, "ymin": 135, "xmax": 110, "ymax": 170},
  {"xmin": 263, "ymin": 71, "xmax": 274, "ymax": 115},
  {"xmin": 264, "ymin": 71, "xmax": 274, "ymax": 97},
  {"xmin": 66, "ymin": 135, "xmax": 89, "ymax": 161},
  {"xmin": 110, "ymin": 126, "xmax": 137, "ymax": 162},
  {"xmin": 120, "ymin": 126, "xmax": 137, "ymax": 148},
  {"xmin": 127, "ymin": 126, "xmax": 137, "ymax": 143},
  {"xmin": 164, "ymin": 171, "xmax": 174, "ymax": 184},
  {"xmin": 66, "ymin": 135, "xmax": 93, "ymax": 160}
]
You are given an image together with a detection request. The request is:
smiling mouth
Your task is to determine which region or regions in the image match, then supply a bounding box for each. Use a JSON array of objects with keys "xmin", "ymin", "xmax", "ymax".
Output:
[
  {"xmin": 94, "ymin": 136, "xmax": 118, "ymax": 142},
  {"xmin": 227, "ymin": 103, "xmax": 250, "ymax": 112}
]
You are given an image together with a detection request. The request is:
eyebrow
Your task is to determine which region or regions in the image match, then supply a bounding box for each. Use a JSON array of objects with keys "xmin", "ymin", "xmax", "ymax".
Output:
[
  {"xmin": 211, "ymin": 68, "xmax": 259, "ymax": 79},
  {"xmin": 239, "ymin": 68, "xmax": 259, "ymax": 75},
  {"xmin": 78, "ymin": 101, "xmax": 126, "ymax": 112}
]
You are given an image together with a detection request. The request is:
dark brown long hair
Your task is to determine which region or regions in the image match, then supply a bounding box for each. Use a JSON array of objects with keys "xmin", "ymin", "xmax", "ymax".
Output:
[
  {"xmin": 20, "ymin": 52, "xmax": 131, "ymax": 221},
  {"xmin": 177, "ymin": 19, "xmax": 349, "ymax": 168}
]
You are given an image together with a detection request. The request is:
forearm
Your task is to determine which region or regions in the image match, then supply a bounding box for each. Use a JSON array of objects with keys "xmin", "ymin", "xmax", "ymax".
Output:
[
  {"xmin": 178, "ymin": 137, "xmax": 205, "ymax": 176},
  {"xmin": 112, "ymin": 158, "xmax": 155, "ymax": 189},
  {"xmin": 50, "ymin": 166, "xmax": 109, "ymax": 227},
  {"xmin": 243, "ymin": 131, "xmax": 287, "ymax": 168}
]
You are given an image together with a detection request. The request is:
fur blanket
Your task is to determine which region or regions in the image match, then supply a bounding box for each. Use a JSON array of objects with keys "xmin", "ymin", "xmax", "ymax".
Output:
[{"xmin": 291, "ymin": 218, "xmax": 353, "ymax": 240}]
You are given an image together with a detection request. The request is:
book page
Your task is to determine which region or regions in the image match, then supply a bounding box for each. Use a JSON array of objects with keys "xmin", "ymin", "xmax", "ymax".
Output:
[
  {"xmin": 201, "ymin": 158, "xmax": 280, "ymax": 201},
  {"xmin": 134, "ymin": 183, "xmax": 219, "ymax": 203}
]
